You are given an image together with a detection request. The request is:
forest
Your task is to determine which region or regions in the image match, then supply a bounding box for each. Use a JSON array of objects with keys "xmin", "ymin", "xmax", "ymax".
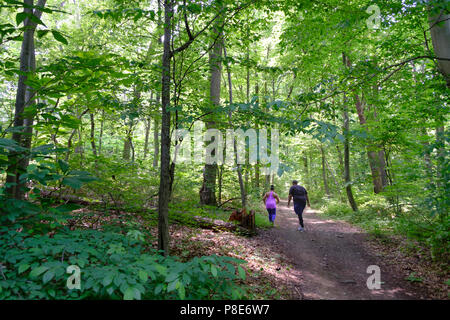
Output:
[{"xmin": 0, "ymin": 0, "xmax": 449, "ymax": 301}]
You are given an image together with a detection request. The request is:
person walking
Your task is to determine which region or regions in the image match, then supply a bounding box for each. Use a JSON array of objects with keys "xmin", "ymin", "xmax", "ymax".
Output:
[
  {"xmin": 263, "ymin": 185, "xmax": 280, "ymax": 225},
  {"xmin": 287, "ymin": 180, "xmax": 311, "ymax": 232}
]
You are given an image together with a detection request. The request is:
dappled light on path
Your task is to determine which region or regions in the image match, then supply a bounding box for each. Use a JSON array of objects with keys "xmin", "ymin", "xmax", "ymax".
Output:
[{"xmin": 267, "ymin": 200, "xmax": 421, "ymax": 300}]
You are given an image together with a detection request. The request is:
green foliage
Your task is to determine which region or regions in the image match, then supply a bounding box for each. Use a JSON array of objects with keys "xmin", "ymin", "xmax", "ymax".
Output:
[
  {"xmin": 406, "ymin": 273, "xmax": 423, "ymax": 283},
  {"xmin": 320, "ymin": 195, "xmax": 450, "ymax": 262},
  {"xmin": 0, "ymin": 227, "xmax": 247, "ymax": 300},
  {"xmin": 72, "ymin": 155, "xmax": 159, "ymax": 212},
  {"xmin": 322, "ymin": 201, "xmax": 354, "ymax": 218}
]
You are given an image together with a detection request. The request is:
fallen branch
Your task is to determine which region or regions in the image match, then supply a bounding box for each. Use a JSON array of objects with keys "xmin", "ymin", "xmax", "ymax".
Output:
[
  {"xmin": 217, "ymin": 197, "xmax": 240, "ymax": 208},
  {"xmin": 191, "ymin": 216, "xmax": 254, "ymax": 236}
]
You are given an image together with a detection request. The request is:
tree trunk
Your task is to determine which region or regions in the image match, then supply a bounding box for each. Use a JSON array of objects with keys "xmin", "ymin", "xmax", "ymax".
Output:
[
  {"xmin": 436, "ymin": 126, "xmax": 445, "ymax": 189},
  {"xmin": 90, "ymin": 113, "xmax": 97, "ymax": 157},
  {"xmin": 153, "ymin": 114, "xmax": 160, "ymax": 168},
  {"xmin": 98, "ymin": 109, "xmax": 104, "ymax": 155},
  {"xmin": 343, "ymin": 96, "xmax": 358, "ymax": 211},
  {"xmin": 65, "ymin": 109, "xmax": 88, "ymax": 162},
  {"xmin": 369, "ymin": 88, "xmax": 389, "ymax": 189},
  {"xmin": 254, "ymin": 77, "xmax": 261, "ymax": 190},
  {"xmin": 303, "ymin": 156, "xmax": 309, "ymax": 189},
  {"xmin": 5, "ymin": 0, "xmax": 46, "ymax": 199},
  {"xmin": 223, "ymin": 44, "xmax": 246, "ymax": 208},
  {"xmin": 428, "ymin": 0, "xmax": 450, "ymax": 87},
  {"xmin": 218, "ymin": 164, "xmax": 224, "ymax": 205},
  {"xmin": 200, "ymin": 19, "xmax": 223, "ymax": 206},
  {"xmin": 157, "ymin": 0, "xmax": 173, "ymax": 256},
  {"xmin": 320, "ymin": 145, "xmax": 331, "ymax": 197},
  {"xmin": 344, "ymin": 53, "xmax": 385, "ymax": 194},
  {"xmin": 143, "ymin": 117, "xmax": 151, "ymax": 159},
  {"xmin": 123, "ymin": 137, "xmax": 131, "ymax": 160},
  {"xmin": 353, "ymin": 92, "xmax": 384, "ymax": 194},
  {"xmin": 336, "ymin": 145, "xmax": 344, "ymax": 178}
]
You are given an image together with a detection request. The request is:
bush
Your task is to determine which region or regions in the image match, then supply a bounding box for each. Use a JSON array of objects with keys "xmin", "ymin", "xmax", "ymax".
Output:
[
  {"xmin": 70, "ymin": 155, "xmax": 160, "ymax": 212},
  {"xmin": 321, "ymin": 201, "xmax": 354, "ymax": 217},
  {"xmin": 359, "ymin": 198, "xmax": 392, "ymax": 218},
  {"xmin": 396, "ymin": 214, "xmax": 450, "ymax": 261},
  {"xmin": 0, "ymin": 227, "xmax": 247, "ymax": 300}
]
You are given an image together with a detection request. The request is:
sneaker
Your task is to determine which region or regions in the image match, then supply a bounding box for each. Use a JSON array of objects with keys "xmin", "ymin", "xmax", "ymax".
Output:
[{"xmin": 297, "ymin": 227, "xmax": 304, "ymax": 232}]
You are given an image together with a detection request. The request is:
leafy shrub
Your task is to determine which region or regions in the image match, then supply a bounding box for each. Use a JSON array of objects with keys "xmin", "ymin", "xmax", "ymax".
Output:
[
  {"xmin": 69, "ymin": 154, "xmax": 159, "ymax": 212},
  {"xmin": 0, "ymin": 227, "xmax": 247, "ymax": 300},
  {"xmin": 396, "ymin": 215, "xmax": 450, "ymax": 261},
  {"xmin": 321, "ymin": 201, "xmax": 353, "ymax": 217},
  {"xmin": 359, "ymin": 198, "xmax": 391, "ymax": 218},
  {"xmin": 0, "ymin": 139, "xmax": 248, "ymax": 300}
]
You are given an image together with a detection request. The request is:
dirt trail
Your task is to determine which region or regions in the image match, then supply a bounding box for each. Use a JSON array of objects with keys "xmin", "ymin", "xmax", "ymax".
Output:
[{"xmin": 267, "ymin": 200, "xmax": 422, "ymax": 300}]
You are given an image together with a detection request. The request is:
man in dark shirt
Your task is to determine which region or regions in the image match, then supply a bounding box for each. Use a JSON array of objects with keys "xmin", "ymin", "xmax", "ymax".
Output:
[{"xmin": 288, "ymin": 180, "xmax": 310, "ymax": 232}]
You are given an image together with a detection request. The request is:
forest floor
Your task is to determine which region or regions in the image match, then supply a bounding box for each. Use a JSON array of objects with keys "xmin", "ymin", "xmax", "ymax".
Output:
[
  {"xmin": 76, "ymin": 198, "xmax": 447, "ymax": 299},
  {"xmin": 267, "ymin": 200, "xmax": 440, "ymax": 300},
  {"xmin": 152, "ymin": 199, "xmax": 447, "ymax": 300}
]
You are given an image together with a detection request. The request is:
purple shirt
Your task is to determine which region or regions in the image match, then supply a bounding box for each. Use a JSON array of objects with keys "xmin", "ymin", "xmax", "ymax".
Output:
[{"xmin": 266, "ymin": 191, "xmax": 277, "ymax": 209}]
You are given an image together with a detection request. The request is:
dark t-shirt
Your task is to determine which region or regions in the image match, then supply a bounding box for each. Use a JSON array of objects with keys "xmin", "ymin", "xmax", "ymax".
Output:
[{"xmin": 289, "ymin": 185, "xmax": 308, "ymax": 203}]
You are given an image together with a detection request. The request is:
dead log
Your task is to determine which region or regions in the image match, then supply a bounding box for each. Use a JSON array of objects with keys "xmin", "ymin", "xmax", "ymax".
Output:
[
  {"xmin": 39, "ymin": 190, "xmax": 99, "ymax": 206},
  {"xmin": 193, "ymin": 216, "xmax": 237, "ymax": 231},
  {"xmin": 191, "ymin": 216, "xmax": 255, "ymax": 236}
]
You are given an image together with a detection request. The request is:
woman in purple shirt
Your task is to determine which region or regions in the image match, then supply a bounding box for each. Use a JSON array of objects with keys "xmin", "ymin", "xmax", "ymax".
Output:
[{"xmin": 263, "ymin": 185, "xmax": 280, "ymax": 225}]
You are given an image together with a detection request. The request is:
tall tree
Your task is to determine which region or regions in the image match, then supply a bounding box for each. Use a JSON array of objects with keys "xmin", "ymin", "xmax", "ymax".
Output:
[
  {"xmin": 344, "ymin": 53, "xmax": 385, "ymax": 194},
  {"xmin": 200, "ymin": 14, "xmax": 223, "ymax": 206},
  {"xmin": 428, "ymin": 0, "xmax": 450, "ymax": 87},
  {"xmin": 224, "ymin": 43, "xmax": 246, "ymax": 208},
  {"xmin": 342, "ymin": 94, "xmax": 358, "ymax": 211},
  {"xmin": 157, "ymin": 0, "xmax": 173, "ymax": 256},
  {"xmin": 5, "ymin": 0, "xmax": 47, "ymax": 199}
]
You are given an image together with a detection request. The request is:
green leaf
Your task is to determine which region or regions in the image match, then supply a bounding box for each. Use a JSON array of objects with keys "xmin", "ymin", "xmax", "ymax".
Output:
[
  {"xmin": 102, "ymin": 272, "xmax": 114, "ymax": 287},
  {"xmin": 134, "ymin": 288, "xmax": 141, "ymax": 300},
  {"xmin": 29, "ymin": 13, "xmax": 46, "ymax": 26},
  {"xmin": 18, "ymin": 264, "xmax": 30, "ymax": 274},
  {"xmin": 123, "ymin": 287, "xmax": 135, "ymax": 300},
  {"xmin": 238, "ymin": 266, "xmax": 246, "ymax": 280},
  {"xmin": 30, "ymin": 266, "xmax": 49, "ymax": 278},
  {"xmin": 166, "ymin": 272, "xmax": 178, "ymax": 282},
  {"xmin": 123, "ymin": 287, "xmax": 140, "ymax": 300},
  {"xmin": 178, "ymin": 283, "xmax": 185, "ymax": 300},
  {"xmin": 51, "ymin": 30, "xmax": 68, "ymax": 45},
  {"xmin": 62, "ymin": 177, "xmax": 83, "ymax": 189},
  {"xmin": 154, "ymin": 283, "xmax": 163, "ymax": 295},
  {"xmin": 154, "ymin": 265, "xmax": 167, "ymax": 276},
  {"xmin": 16, "ymin": 12, "xmax": 27, "ymax": 26},
  {"xmin": 58, "ymin": 159, "xmax": 70, "ymax": 173},
  {"xmin": 167, "ymin": 280, "xmax": 178, "ymax": 292},
  {"xmin": 211, "ymin": 265, "xmax": 218, "ymax": 278},
  {"xmin": 53, "ymin": 203, "xmax": 81, "ymax": 213},
  {"xmin": 43, "ymin": 269, "xmax": 55, "ymax": 284},
  {"xmin": 37, "ymin": 29, "xmax": 50, "ymax": 38},
  {"xmin": 138, "ymin": 270, "xmax": 147, "ymax": 282}
]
